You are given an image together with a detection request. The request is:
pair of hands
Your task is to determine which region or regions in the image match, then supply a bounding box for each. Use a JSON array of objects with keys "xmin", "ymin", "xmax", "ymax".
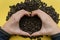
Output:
[{"xmin": 1, "ymin": 9, "xmax": 60, "ymax": 37}]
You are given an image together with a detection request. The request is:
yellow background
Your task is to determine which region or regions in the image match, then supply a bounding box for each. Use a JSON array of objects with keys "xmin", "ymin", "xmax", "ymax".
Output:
[{"xmin": 0, "ymin": 0, "xmax": 60, "ymax": 40}]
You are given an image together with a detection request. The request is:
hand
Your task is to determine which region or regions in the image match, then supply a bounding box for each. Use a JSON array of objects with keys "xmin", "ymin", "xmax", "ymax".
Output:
[
  {"xmin": 1, "ymin": 10, "xmax": 30, "ymax": 36},
  {"xmin": 31, "ymin": 9, "xmax": 60, "ymax": 36}
]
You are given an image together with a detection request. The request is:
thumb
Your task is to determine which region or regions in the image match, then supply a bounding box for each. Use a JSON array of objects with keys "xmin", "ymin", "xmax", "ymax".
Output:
[
  {"xmin": 19, "ymin": 30, "xmax": 30, "ymax": 36},
  {"xmin": 31, "ymin": 26, "xmax": 46, "ymax": 36},
  {"xmin": 31, "ymin": 31, "xmax": 43, "ymax": 37}
]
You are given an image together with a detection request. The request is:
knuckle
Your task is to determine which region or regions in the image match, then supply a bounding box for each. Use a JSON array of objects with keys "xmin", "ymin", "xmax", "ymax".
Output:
[
  {"xmin": 11, "ymin": 14, "xmax": 15, "ymax": 18},
  {"xmin": 20, "ymin": 9, "xmax": 25, "ymax": 12}
]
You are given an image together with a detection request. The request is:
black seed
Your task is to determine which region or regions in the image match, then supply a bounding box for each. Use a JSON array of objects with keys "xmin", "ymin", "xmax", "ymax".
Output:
[{"xmin": 37, "ymin": 38, "xmax": 41, "ymax": 40}]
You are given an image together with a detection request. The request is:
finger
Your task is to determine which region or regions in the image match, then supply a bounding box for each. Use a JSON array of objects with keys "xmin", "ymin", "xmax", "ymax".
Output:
[
  {"xmin": 17, "ymin": 9, "xmax": 30, "ymax": 19},
  {"xmin": 31, "ymin": 26, "xmax": 45, "ymax": 37},
  {"xmin": 15, "ymin": 9, "xmax": 30, "ymax": 15},
  {"xmin": 19, "ymin": 30, "xmax": 30, "ymax": 36},
  {"xmin": 31, "ymin": 31, "xmax": 42, "ymax": 37},
  {"xmin": 31, "ymin": 10, "xmax": 37, "ymax": 17},
  {"xmin": 13, "ymin": 9, "xmax": 30, "ymax": 22},
  {"xmin": 32, "ymin": 9, "xmax": 52, "ymax": 22}
]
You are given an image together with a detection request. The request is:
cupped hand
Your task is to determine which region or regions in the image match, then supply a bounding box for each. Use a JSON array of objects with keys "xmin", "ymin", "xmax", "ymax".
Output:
[
  {"xmin": 31, "ymin": 9, "xmax": 60, "ymax": 36},
  {"xmin": 1, "ymin": 10, "xmax": 30, "ymax": 36}
]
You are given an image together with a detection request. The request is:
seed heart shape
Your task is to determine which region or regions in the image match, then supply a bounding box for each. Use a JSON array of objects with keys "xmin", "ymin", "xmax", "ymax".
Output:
[{"xmin": 19, "ymin": 15, "xmax": 42, "ymax": 34}]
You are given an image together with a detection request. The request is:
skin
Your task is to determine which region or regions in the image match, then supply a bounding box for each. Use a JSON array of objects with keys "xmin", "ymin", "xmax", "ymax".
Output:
[
  {"xmin": 1, "ymin": 9, "xmax": 60, "ymax": 37},
  {"xmin": 1, "ymin": 10, "xmax": 30, "ymax": 36},
  {"xmin": 31, "ymin": 9, "xmax": 60, "ymax": 36}
]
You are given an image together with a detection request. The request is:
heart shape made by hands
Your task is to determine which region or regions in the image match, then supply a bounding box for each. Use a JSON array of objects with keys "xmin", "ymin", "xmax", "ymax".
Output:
[{"xmin": 19, "ymin": 15, "xmax": 42, "ymax": 34}]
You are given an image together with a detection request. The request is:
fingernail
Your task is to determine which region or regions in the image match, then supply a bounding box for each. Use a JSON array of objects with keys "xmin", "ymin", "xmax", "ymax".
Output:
[
  {"xmin": 29, "ymin": 12, "xmax": 31, "ymax": 16},
  {"xmin": 29, "ymin": 12, "xmax": 31, "ymax": 14}
]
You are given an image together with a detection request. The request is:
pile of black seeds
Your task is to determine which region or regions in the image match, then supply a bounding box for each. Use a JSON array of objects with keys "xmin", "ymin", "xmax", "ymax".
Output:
[
  {"xmin": 20, "ymin": 15, "xmax": 42, "ymax": 34},
  {"xmin": 6, "ymin": 0, "xmax": 59, "ymax": 38}
]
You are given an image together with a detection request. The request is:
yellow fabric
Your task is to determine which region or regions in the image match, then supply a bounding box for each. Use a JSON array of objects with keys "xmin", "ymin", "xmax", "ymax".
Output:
[{"xmin": 0, "ymin": 0, "xmax": 60, "ymax": 40}]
